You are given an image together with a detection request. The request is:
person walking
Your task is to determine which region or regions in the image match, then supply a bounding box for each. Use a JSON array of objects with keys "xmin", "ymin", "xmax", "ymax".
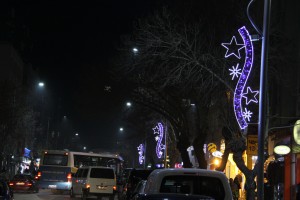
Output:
[{"xmin": 230, "ymin": 178, "xmax": 239, "ymax": 200}]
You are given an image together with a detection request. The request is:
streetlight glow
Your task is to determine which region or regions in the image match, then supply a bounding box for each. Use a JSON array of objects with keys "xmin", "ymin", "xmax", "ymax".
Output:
[
  {"xmin": 75, "ymin": 133, "xmax": 79, "ymax": 136},
  {"xmin": 126, "ymin": 102, "xmax": 132, "ymax": 107},
  {"xmin": 119, "ymin": 127, "xmax": 124, "ymax": 132},
  {"xmin": 38, "ymin": 82, "xmax": 45, "ymax": 87},
  {"xmin": 132, "ymin": 47, "xmax": 138, "ymax": 53}
]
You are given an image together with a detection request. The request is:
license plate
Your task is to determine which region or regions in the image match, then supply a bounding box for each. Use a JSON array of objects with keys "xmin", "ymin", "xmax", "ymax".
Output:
[
  {"xmin": 49, "ymin": 185, "xmax": 57, "ymax": 189},
  {"xmin": 16, "ymin": 182, "xmax": 25, "ymax": 185},
  {"xmin": 97, "ymin": 185, "xmax": 107, "ymax": 190}
]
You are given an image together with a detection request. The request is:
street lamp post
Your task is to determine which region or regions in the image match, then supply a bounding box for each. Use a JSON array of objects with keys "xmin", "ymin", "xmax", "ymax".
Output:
[{"xmin": 257, "ymin": 0, "xmax": 271, "ymax": 199}]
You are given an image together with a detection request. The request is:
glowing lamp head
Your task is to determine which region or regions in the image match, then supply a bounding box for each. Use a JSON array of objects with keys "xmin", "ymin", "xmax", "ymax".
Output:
[
  {"xmin": 38, "ymin": 82, "xmax": 44, "ymax": 87},
  {"xmin": 274, "ymin": 144, "xmax": 290, "ymax": 155}
]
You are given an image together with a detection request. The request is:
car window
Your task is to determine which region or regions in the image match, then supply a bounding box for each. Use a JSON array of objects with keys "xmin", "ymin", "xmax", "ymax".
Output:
[
  {"xmin": 13, "ymin": 174, "xmax": 32, "ymax": 181},
  {"xmin": 90, "ymin": 168, "xmax": 114, "ymax": 179},
  {"xmin": 160, "ymin": 175, "xmax": 225, "ymax": 200}
]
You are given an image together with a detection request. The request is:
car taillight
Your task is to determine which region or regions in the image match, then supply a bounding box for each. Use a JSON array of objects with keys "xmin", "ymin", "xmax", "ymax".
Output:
[
  {"xmin": 67, "ymin": 173, "xmax": 72, "ymax": 182},
  {"xmin": 27, "ymin": 183, "xmax": 32, "ymax": 186},
  {"xmin": 86, "ymin": 184, "xmax": 90, "ymax": 189},
  {"xmin": 9, "ymin": 183, "xmax": 13, "ymax": 186},
  {"xmin": 37, "ymin": 171, "xmax": 42, "ymax": 177},
  {"xmin": 113, "ymin": 185, "xmax": 117, "ymax": 191}
]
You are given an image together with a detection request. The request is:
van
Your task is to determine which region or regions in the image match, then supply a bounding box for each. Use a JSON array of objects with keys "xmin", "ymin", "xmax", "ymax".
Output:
[{"xmin": 70, "ymin": 166, "xmax": 116, "ymax": 200}]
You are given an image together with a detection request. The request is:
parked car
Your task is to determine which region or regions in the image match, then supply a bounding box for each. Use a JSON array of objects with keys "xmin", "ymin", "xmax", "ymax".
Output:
[
  {"xmin": 9, "ymin": 174, "xmax": 39, "ymax": 193},
  {"xmin": 137, "ymin": 168, "xmax": 233, "ymax": 200},
  {"xmin": 122, "ymin": 168, "xmax": 153, "ymax": 200},
  {"xmin": 70, "ymin": 166, "xmax": 116, "ymax": 200},
  {"xmin": 0, "ymin": 179, "xmax": 14, "ymax": 200},
  {"xmin": 130, "ymin": 180, "xmax": 147, "ymax": 200}
]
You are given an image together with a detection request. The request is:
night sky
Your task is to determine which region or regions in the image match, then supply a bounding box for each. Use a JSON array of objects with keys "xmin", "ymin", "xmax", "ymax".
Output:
[{"xmin": 3, "ymin": 0, "xmax": 162, "ymax": 150}]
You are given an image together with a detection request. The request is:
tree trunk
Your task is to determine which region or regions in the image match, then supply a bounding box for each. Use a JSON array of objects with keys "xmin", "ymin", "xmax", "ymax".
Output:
[
  {"xmin": 193, "ymin": 135, "xmax": 207, "ymax": 169},
  {"xmin": 176, "ymin": 135, "xmax": 192, "ymax": 168}
]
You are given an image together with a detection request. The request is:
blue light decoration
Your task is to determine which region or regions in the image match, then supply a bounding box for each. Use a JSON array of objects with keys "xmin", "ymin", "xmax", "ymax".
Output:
[
  {"xmin": 23, "ymin": 148, "xmax": 31, "ymax": 158},
  {"xmin": 137, "ymin": 144, "xmax": 144, "ymax": 165},
  {"xmin": 153, "ymin": 122, "xmax": 165, "ymax": 159},
  {"xmin": 222, "ymin": 26, "xmax": 258, "ymax": 130}
]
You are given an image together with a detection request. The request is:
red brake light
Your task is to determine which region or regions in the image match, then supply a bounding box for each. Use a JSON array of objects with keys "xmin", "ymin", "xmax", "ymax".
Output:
[
  {"xmin": 9, "ymin": 183, "xmax": 13, "ymax": 186},
  {"xmin": 113, "ymin": 185, "xmax": 117, "ymax": 191},
  {"xmin": 27, "ymin": 183, "xmax": 32, "ymax": 186},
  {"xmin": 37, "ymin": 171, "xmax": 42, "ymax": 177}
]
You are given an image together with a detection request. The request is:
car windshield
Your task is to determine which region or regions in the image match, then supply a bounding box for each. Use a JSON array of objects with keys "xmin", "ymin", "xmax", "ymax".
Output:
[{"xmin": 160, "ymin": 175, "xmax": 225, "ymax": 200}]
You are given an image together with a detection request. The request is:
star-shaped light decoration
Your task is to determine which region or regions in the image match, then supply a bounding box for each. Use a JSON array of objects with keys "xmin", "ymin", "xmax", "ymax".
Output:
[
  {"xmin": 242, "ymin": 87, "xmax": 259, "ymax": 105},
  {"xmin": 242, "ymin": 108, "xmax": 253, "ymax": 122},
  {"xmin": 221, "ymin": 36, "xmax": 245, "ymax": 59},
  {"xmin": 153, "ymin": 126, "xmax": 159, "ymax": 134},
  {"xmin": 229, "ymin": 63, "xmax": 242, "ymax": 80}
]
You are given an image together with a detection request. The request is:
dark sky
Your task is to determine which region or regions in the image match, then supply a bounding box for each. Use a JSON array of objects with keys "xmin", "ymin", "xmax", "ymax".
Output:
[{"xmin": 6, "ymin": 0, "xmax": 162, "ymax": 150}]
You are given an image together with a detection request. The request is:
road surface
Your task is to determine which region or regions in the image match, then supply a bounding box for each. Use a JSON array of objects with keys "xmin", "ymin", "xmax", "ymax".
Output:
[{"xmin": 14, "ymin": 189, "xmax": 118, "ymax": 200}]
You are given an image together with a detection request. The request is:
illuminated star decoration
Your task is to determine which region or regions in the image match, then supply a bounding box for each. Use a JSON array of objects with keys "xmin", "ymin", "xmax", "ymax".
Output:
[
  {"xmin": 242, "ymin": 108, "xmax": 253, "ymax": 122},
  {"xmin": 221, "ymin": 26, "xmax": 256, "ymax": 130},
  {"xmin": 152, "ymin": 123, "xmax": 165, "ymax": 159},
  {"xmin": 229, "ymin": 63, "xmax": 242, "ymax": 80},
  {"xmin": 221, "ymin": 36, "xmax": 245, "ymax": 59},
  {"xmin": 242, "ymin": 87, "xmax": 259, "ymax": 105},
  {"xmin": 137, "ymin": 144, "xmax": 144, "ymax": 165}
]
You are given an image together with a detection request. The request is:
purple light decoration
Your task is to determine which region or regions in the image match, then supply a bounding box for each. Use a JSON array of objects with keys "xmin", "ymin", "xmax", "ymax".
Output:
[
  {"xmin": 221, "ymin": 36, "xmax": 245, "ymax": 59},
  {"xmin": 137, "ymin": 144, "xmax": 144, "ymax": 165},
  {"xmin": 243, "ymin": 87, "xmax": 259, "ymax": 105},
  {"xmin": 153, "ymin": 122, "xmax": 165, "ymax": 159},
  {"xmin": 233, "ymin": 26, "xmax": 254, "ymax": 129}
]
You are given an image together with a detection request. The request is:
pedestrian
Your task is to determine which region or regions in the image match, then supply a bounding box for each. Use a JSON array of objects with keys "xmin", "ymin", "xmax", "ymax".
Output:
[{"xmin": 230, "ymin": 178, "xmax": 239, "ymax": 200}]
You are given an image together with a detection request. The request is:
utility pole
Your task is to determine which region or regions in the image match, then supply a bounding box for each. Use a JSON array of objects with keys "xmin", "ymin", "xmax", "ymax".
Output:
[{"xmin": 257, "ymin": 0, "xmax": 271, "ymax": 199}]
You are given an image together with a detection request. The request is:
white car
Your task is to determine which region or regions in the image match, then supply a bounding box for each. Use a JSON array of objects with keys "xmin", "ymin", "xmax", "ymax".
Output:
[
  {"xmin": 138, "ymin": 168, "xmax": 233, "ymax": 200},
  {"xmin": 70, "ymin": 166, "xmax": 116, "ymax": 200}
]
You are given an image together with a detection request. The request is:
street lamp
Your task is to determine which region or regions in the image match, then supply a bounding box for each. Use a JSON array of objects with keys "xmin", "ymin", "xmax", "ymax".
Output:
[
  {"xmin": 119, "ymin": 127, "xmax": 124, "ymax": 132},
  {"xmin": 274, "ymin": 143, "xmax": 291, "ymax": 155},
  {"xmin": 38, "ymin": 82, "xmax": 44, "ymax": 87},
  {"xmin": 126, "ymin": 102, "xmax": 132, "ymax": 107},
  {"xmin": 75, "ymin": 133, "xmax": 79, "ymax": 136},
  {"xmin": 132, "ymin": 47, "xmax": 138, "ymax": 53}
]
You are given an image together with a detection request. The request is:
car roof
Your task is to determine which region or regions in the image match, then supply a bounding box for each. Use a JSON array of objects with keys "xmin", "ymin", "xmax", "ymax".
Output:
[
  {"xmin": 149, "ymin": 168, "xmax": 227, "ymax": 178},
  {"xmin": 78, "ymin": 166, "xmax": 113, "ymax": 169}
]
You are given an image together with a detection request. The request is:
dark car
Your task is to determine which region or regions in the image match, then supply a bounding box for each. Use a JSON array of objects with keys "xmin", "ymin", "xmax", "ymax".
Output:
[
  {"xmin": 122, "ymin": 169, "xmax": 153, "ymax": 200},
  {"xmin": 130, "ymin": 180, "xmax": 147, "ymax": 200},
  {"xmin": 0, "ymin": 179, "xmax": 13, "ymax": 200},
  {"xmin": 9, "ymin": 174, "xmax": 39, "ymax": 193}
]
